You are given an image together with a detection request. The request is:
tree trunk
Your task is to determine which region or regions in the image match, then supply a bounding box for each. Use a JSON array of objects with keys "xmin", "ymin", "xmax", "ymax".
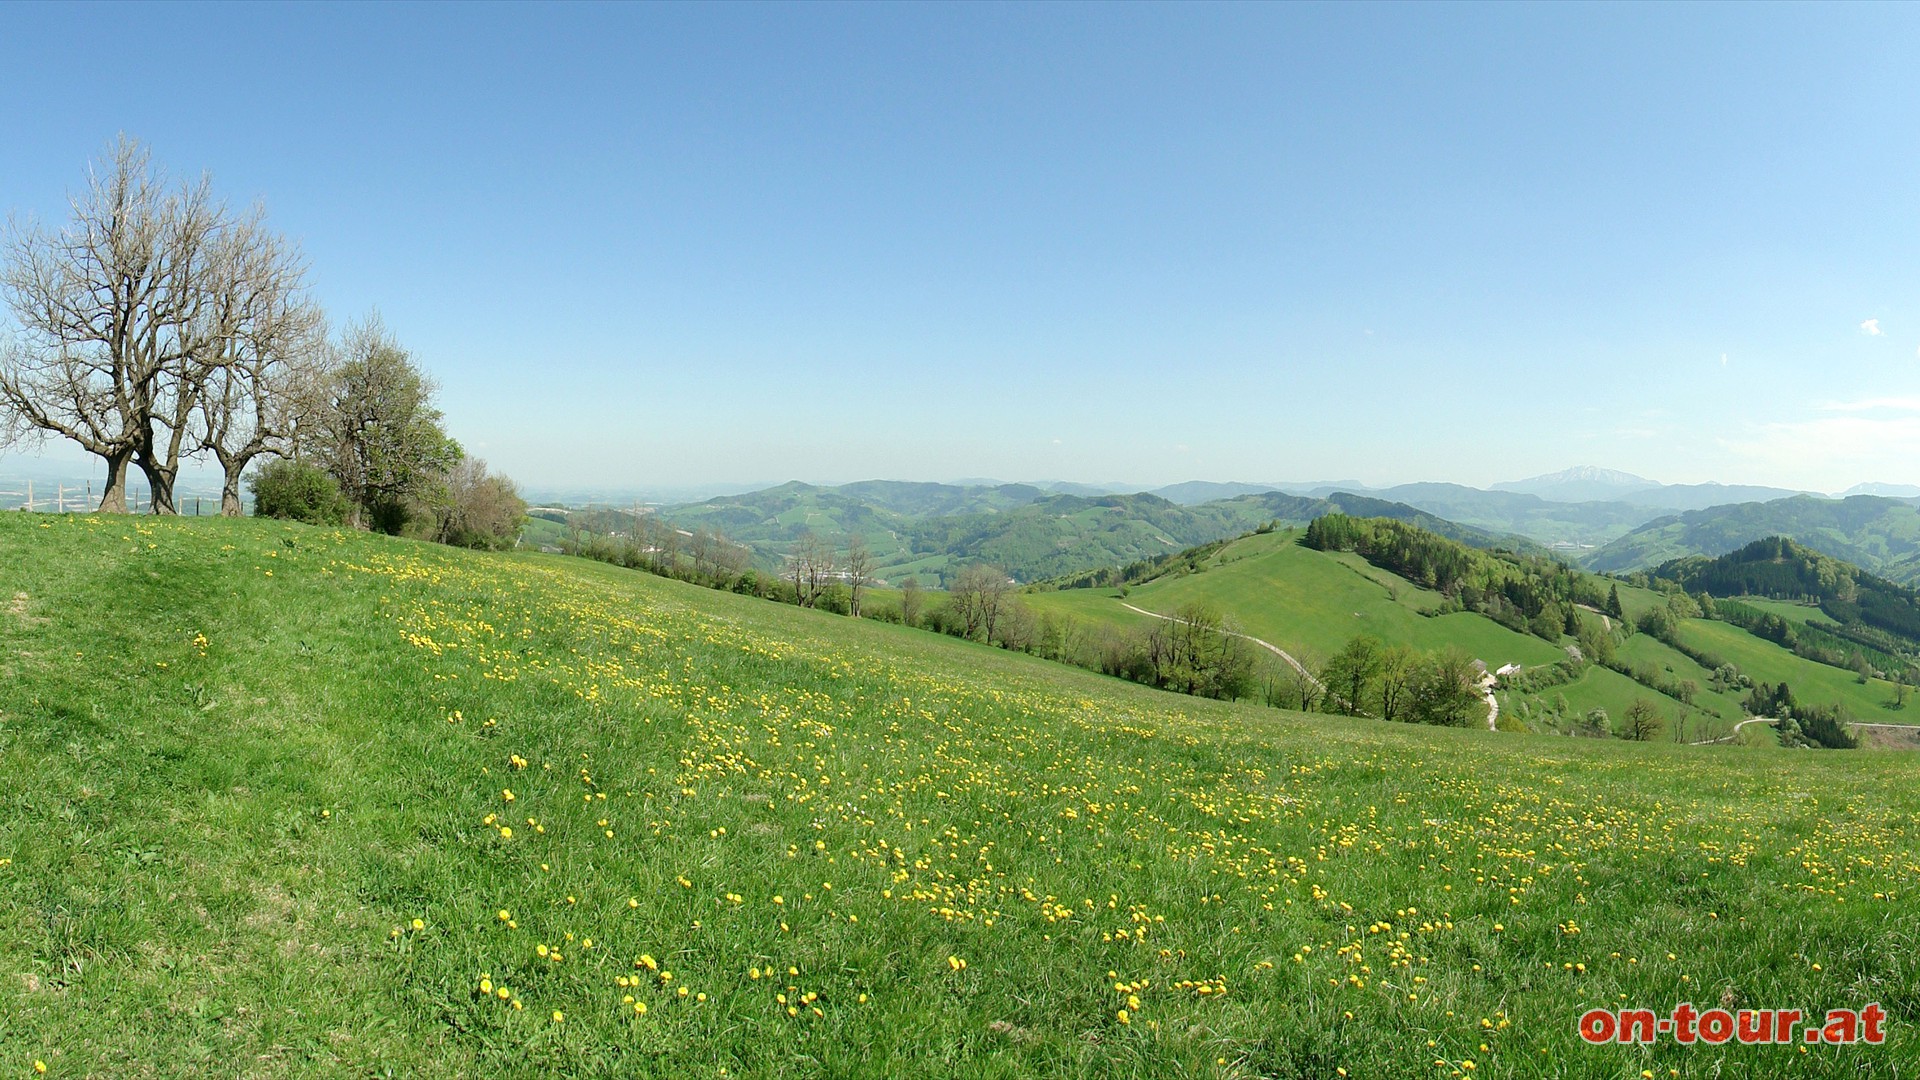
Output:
[
  {"xmin": 221, "ymin": 468, "xmax": 244, "ymax": 517},
  {"xmin": 137, "ymin": 456, "xmax": 178, "ymax": 515},
  {"xmin": 97, "ymin": 449, "xmax": 134, "ymax": 513}
]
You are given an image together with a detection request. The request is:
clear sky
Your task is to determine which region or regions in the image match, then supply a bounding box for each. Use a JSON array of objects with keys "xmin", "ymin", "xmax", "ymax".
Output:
[{"xmin": 3, "ymin": 2, "xmax": 1919, "ymax": 495}]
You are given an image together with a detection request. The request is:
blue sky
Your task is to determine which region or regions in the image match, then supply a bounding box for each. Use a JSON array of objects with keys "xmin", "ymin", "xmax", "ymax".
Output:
[{"xmin": 3, "ymin": 2, "xmax": 1919, "ymax": 494}]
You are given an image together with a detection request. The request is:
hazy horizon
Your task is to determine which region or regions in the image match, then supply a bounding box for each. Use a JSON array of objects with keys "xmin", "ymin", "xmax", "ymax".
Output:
[{"xmin": 0, "ymin": 441, "xmax": 1900, "ymax": 507}]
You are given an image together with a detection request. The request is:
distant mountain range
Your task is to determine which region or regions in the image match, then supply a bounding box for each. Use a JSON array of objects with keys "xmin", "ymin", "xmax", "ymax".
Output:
[
  {"xmin": 645, "ymin": 480, "xmax": 1538, "ymax": 586},
  {"xmin": 555, "ymin": 467, "xmax": 1920, "ymax": 588},
  {"xmin": 1490, "ymin": 465, "xmax": 1660, "ymax": 502},
  {"xmin": 1583, "ymin": 495, "xmax": 1920, "ymax": 584},
  {"xmin": 1840, "ymin": 482, "xmax": 1920, "ymax": 499}
]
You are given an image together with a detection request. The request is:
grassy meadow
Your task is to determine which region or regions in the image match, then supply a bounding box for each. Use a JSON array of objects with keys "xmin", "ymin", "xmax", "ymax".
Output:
[
  {"xmin": 1023, "ymin": 528, "xmax": 1920, "ymax": 743},
  {"xmin": 2, "ymin": 514, "xmax": 1918, "ymax": 1077},
  {"xmin": 1027, "ymin": 530, "xmax": 1567, "ymax": 670}
]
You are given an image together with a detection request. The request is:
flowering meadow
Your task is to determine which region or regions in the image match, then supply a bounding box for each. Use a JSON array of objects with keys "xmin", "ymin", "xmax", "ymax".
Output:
[{"xmin": 0, "ymin": 514, "xmax": 1916, "ymax": 1077}]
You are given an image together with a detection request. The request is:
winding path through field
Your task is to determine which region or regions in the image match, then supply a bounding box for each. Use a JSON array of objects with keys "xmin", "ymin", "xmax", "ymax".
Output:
[
  {"xmin": 1574, "ymin": 603, "xmax": 1613, "ymax": 631},
  {"xmin": 1117, "ymin": 602, "xmax": 1326, "ymax": 692},
  {"xmin": 1690, "ymin": 717, "xmax": 1920, "ymax": 746},
  {"xmin": 1119, "ymin": 601, "xmax": 1510, "ymax": 729},
  {"xmin": 1691, "ymin": 716, "xmax": 1780, "ymax": 745}
]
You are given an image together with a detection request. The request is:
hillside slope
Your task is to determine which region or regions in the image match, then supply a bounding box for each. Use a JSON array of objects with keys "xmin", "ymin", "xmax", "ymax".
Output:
[
  {"xmin": 1029, "ymin": 527, "xmax": 1920, "ymax": 739},
  {"xmin": 1, "ymin": 516, "xmax": 1916, "ymax": 1076},
  {"xmin": 1584, "ymin": 495, "xmax": 1920, "ymax": 582},
  {"xmin": 655, "ymin": 481, "xmax": 1532, "ymax": 586}
]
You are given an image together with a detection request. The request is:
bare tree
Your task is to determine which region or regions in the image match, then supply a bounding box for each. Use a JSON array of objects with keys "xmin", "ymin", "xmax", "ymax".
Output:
[
  {"xmin": 712, "ymin": 531, "xmax": 750, "ymax": 581},
  {"xmin": 947, "ymin": 563, "xmax": 1011, "ymax": 641},
  {"xmin": 1284, "ymin": 648, "xmax": 1325, "ymax": 712},
  {"xmin": 787, "ymin": 530, "xmax": 834, "ymax": 608},
  {"xmin": 994, "ymin": 596, "xmax": 1036, "ymax": 651},
  {"xmin": 1, "ymin": 137, "xmax": 327, "ymax": 515},
  {"xmin": 899, "ymin": 575, "xmax": 923, "ymax": 628},
  {"xmin": 640, "ymin": 515, "xmax": 669, "ymax": 573},
  {"xmin": 196, "ymin": 213, "xmax": 326, "ymax": 515},
  {"xmin": 1619, "ymin": 698, "xmax": 1664, "ymax": 742},
  {"xmin": 658, "ymin": 521, "xmax": 684, "ymax": 576},
  {"xmin": 843, "ymin": 533, "xmax": 873, "ymax": 617},
  {"xmin": 690, "ymin": 528, "xmax": 716, "ymax": 580},
  {"xmin": 0, "ymin": 137, "xmax": 220, "ymax": 512}
]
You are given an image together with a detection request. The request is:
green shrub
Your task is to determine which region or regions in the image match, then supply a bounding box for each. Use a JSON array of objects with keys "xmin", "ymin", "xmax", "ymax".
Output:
[{"xmin": 248, "ymin": 460, "xmax": 348, "ymax": 525}]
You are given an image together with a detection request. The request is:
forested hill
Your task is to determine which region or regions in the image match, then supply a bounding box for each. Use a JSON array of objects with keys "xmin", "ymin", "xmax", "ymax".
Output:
[
  {"xmin": 1303, "ymin": 512, "xmax": 1607, "ymax": 636},
  {"xmin": 1654, "ymin": 537, "xmax": 1920, "ymax": 646},
  {"xmin": 652, "ymin": 480, "xmax": 1535, "ymax": 585},
  {"xmin": 1583, "ymin": 494, "xmax": 1920, "ymax": 583}
]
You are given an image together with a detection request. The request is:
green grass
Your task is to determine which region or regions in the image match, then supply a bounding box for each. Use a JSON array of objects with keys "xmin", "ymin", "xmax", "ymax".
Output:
[
  {"xmin": 1027, "ymin": 530, "xmax": 1565, "ymax": 671},
  {"xmin": 517, "ymin": 515, "xmax": 570, "ymax": 549},
  {"xmin": 1673, "ymin": 618, "xmax": 1914, "ymax": 724},
  {"xmin": 1022, "ymin": 531, "xmax": 1908, "ymax": 745},
  {"xmin": 3, "ymin": 514, "xmax": 1919, "ymax": 1077},
  {"xmin": 1734, "ymin": 597, "xmax": 1827, "ymax": 627},
  {"xmin": 1504, "ymin": 661, "xmax": 1657, "ymax": 728}
]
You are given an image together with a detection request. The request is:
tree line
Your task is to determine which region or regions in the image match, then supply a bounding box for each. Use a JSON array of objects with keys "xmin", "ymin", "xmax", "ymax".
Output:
[
  {"xmin": 1304, "ymin": 513, "xmax": 1610, "ymax": 642},
  {"xmin": 1654, "ymin": 537, "xmax": 1920, "ymax": 649},
  {"xmin": 0, "ymin": 137, "xmax": 521, "ymax": 547},
  {"xmin": 1295, "ymin": 634, "xmax": 1486, "ymax": 727},
  {"xmin": 551, "ymin": 524, "xmax": 1265, "ymax": 703}
]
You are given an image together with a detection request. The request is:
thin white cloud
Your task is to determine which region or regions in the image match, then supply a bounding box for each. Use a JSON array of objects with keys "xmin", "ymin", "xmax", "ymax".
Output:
[
  {"xmin": 1720, "ymin": 352, "xmax": 1728, "ymax": 367},
  {"xmin": 1817, "ymin": 396, "xmax": 1920, "ymax": 413},
  {"xmin": 1720, "ymin": 412, "xmax": 1920, "ymax": 489},
  {"xmin": 1861, "ymin": 318, "xmax": 1884, "ymax": 336}
]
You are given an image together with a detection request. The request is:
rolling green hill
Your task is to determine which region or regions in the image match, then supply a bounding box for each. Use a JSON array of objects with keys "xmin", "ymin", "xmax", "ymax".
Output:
[
  {"xmin": 4, "ymin": 513, "xmax": 1920, "ymax": 1077},
  {"xmin": 1027, "ymin": 525, "xmax": 1920, "ymax": 742},
  {"xmin": 517, "ymin": 514, "xmax": 570, "ymax": 550},
  {"xmin": 1583, "ymin": 495, "xmax": 1920, "ymax": 583},
  {"xmin": 1032, "ymin": 529, "xmax": 1565, "ymax": 668},
  {"xmin": 652, "ymin": 480, "xmax": 1536, "ymax": 587}
]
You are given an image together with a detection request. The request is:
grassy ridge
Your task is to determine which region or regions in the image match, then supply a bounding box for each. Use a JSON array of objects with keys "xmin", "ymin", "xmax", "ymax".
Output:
[
  {"xmin": 1029, "ymin": 530, "xmax": 1566, "ymax": 669},
  {"xmin": 1025, "ymin": 528, "xmax": 1920, "ymax": 741},
  {"xmin": 1024, "ymin": 530, "xmax": 1706, "ymax": 734},
  {"xmin": 2, "ymin": 515, "xmax": 1918, "ymax": 1076}
]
